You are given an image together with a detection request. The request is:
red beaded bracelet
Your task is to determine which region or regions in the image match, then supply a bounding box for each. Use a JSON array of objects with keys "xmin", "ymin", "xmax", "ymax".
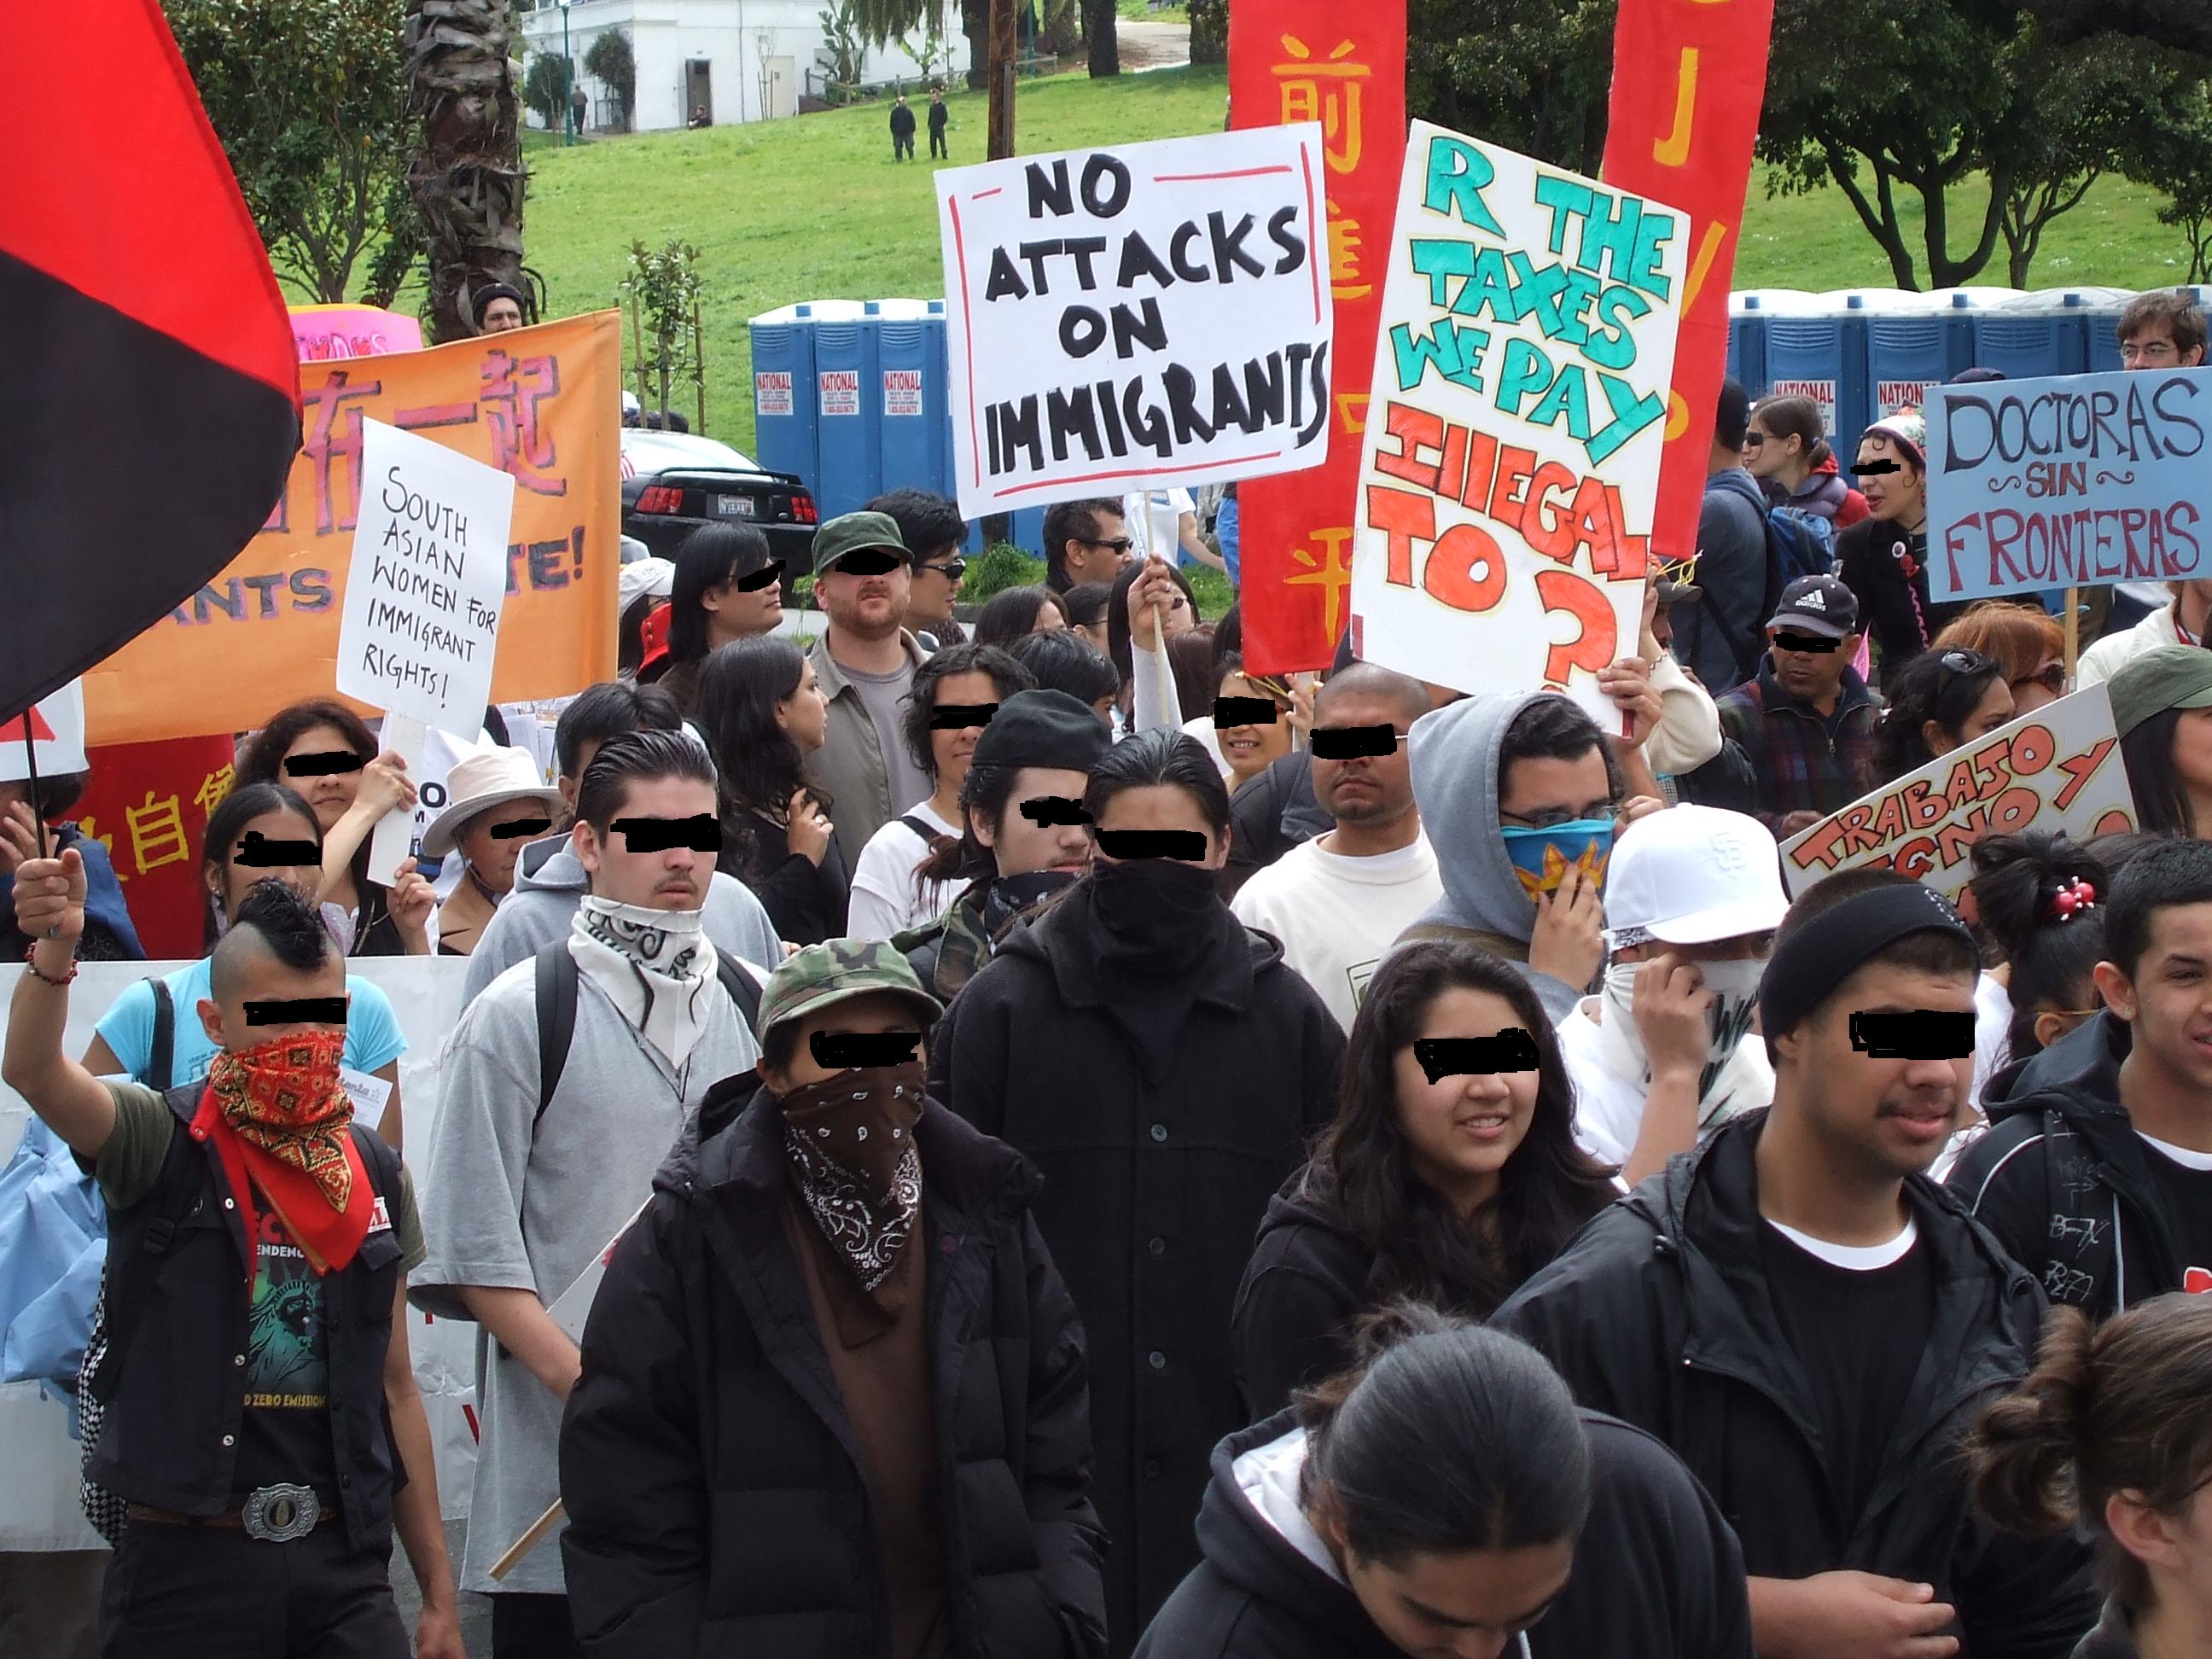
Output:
[{"xmin": 22, "ymin": 943, "xmax": 78, "ymax": 987}]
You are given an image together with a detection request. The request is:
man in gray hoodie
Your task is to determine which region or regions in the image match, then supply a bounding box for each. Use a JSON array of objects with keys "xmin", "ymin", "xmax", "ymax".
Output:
[
  {"xmin": 414, "ymin": 731, "xmax": 767, "ymax": 1657},
  {"xmin": 1398, "ymin": 690, "xmax": 1619, "ymax": 1022},
  {"xmin": 463, "ymin": 681, "xmax": 783, "ymax": 998}
]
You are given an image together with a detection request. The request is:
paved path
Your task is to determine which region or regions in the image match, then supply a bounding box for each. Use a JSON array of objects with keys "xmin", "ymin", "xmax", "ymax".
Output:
[{"xmin": 1117, "ymin": 17, "xmax": 1193, "ymax": 72}]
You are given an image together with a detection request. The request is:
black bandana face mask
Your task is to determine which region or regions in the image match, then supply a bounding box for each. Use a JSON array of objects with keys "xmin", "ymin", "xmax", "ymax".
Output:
[
  {"xmin": 984, "ymin": 868, "xmax": 1077, "ymax": 933},
  {"xmin": 1086, "ymin": 853, "xmax": 1219, "ymax": 965}
]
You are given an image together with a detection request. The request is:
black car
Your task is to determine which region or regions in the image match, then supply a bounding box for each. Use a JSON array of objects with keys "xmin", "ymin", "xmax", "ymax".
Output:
[{"xmin": 620, "ymin": 428, "xmax": 818, "ymax": 584}]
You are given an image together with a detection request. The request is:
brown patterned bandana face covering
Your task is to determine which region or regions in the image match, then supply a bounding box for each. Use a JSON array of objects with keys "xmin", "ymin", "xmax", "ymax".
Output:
[{"xmin": 780, "ymin": 1060, "xmax": 926, "ymax": 1342}]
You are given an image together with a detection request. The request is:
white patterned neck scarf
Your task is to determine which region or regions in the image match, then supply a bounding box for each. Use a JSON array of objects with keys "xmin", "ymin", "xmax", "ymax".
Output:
[{"xmin": 568, "ymin": 895, "xmax": 719, "ymax": 1071}]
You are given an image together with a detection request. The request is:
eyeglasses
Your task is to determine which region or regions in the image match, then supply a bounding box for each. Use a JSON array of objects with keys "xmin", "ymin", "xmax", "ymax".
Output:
[
  {"xmin": 2011, "ymin": 661, "xmax": 2065, "ymax": 696},
  {"xmin": 921, "ymin": 558, "xmax": 967, "ymax": 581},
  {"xmin": 1501, "ymin": 800, "xmax": 1623, "ymax": 830},
  {"xmin": 1080, "ymin": 537, "xmax": 1136, "ymax": 556}
]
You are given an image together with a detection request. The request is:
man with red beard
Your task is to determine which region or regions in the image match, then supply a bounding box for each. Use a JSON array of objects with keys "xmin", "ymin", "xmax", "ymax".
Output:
[
  {"xmin": 2, "ymin": 871, "xmax": 460, "ymax": 1659},
  {"xmin": 1493, "ymin": 870, "xmax": 2098, "ymax": 1659}
]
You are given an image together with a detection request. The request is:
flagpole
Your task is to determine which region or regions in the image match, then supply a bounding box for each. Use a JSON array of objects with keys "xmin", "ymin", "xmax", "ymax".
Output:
[{"xmin": 15, "ymin": 713, "xmax": 50, "ymax": 862}]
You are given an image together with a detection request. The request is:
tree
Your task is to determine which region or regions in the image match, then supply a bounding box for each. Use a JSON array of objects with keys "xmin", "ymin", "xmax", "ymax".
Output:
[
  {"xmin": 818, "ymin": 2, "xmax": 869, "ymax": 96},
  {"xmin": 585, "ymin": 29, "xmax": 636, "ymax": 129},
  {"xmin": 1083, "ymin": 0, "xmax": 1119, "ymax": 76},
  {"xmin": 2141, "ymin": 84, "xmax": 2212, "ymax": 282},
  {"xmin": 1189, "ymin": 0, "xmax": 1226, "ymax": 67},
  {"xmin": 1405, "ymin": 0, "xmax": 1616, "ymax": 179},
  {"xmin": 405, "ymin": 0, "xmax": 529, "ymax": 344},
  {"xmin": 522, "ymin": 52, "xmax": 572, "ymax": 129},
  {"xmin": 163, "ymin": 0, "xmax": 422, "ymax": 306},
  {"xmin": 2023, "ymin": 0, "xmax": 2212, "ymax": 55}
]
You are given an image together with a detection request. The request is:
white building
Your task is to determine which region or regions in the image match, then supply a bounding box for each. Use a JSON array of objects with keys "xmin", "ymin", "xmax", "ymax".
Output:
[{"xmin": 518, "ymin": 0, "xmax": 970, "ymax": 134}]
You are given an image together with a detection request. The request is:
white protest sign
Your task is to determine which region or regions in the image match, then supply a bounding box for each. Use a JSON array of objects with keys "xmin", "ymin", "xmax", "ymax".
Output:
[
  {"xmin": 1929, "ymin": 367, "xmax": 2212, "ymax": 602},
  {"xmin": 1778, "ymin": 684, "xmax": 2136, "ymax": 899},
  {"xmin": 547, "ymin": 1203, "xmax": 649, "ymax": 1344},
  {"xmin": 0, "ymin": 681, "xmax": 87, "ymax": 781},
  {"xmin": 337, "ymin": 418, "xmax": 517, "ymax": 736},
  {"xmin": 1347, "ymin": 124, "xmax": 1686, "ymax": 722},
  {"xmin": 936, "ymin": 124, "xmax": 1332, "ymax": 518}
]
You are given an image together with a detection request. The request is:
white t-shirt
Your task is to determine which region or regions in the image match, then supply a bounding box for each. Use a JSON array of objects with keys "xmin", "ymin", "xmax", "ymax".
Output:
[
  {"xmin": 844, "ymin": 799, "xmax": 960, "ymax": 941},
  {"xmin": 1231, "ymin": 833, "xmax": 1442, "ymax": 1032},
  {"xmin": 1555, "ymin": 995, "xmax": 1775, "ymax": 1171},
  {"xmin": 1125, "ymin": 486, "xmax": 1196, "ymax": 565}
]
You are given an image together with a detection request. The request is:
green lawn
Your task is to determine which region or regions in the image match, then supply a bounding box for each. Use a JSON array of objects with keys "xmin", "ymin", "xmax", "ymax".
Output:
[{"xmin": 502, "ymin": 63, "xmax": 2198, "ymax": 456}]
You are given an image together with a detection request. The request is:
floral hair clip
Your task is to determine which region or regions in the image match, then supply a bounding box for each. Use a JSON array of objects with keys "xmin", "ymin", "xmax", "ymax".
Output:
[{"xmin": 2048, "ymin": 877, "xmax": 2098, "ymax": 922}]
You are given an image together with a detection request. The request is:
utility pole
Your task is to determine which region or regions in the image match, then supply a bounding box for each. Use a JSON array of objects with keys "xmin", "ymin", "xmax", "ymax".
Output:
[
  {"xmin": 987, "ymin": 0, "xmax": 1016, "ymax": 159},
  {"xmin": 560, "ymin": 0, "xmax": 575, "ymax": 145}
]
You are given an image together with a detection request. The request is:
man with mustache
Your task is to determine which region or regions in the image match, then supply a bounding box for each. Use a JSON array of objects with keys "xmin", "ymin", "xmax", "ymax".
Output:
[
  {"xmin": 413, "ymin": 730, "xmax": 766, "ymax": 1657},
  {"xmin": 1494, "ymin": 870, "xmax": 2098, "ymax": 1659},
  {"xmin": 805, "ymin": 512, "xmax": 934, "ymax": 866}
]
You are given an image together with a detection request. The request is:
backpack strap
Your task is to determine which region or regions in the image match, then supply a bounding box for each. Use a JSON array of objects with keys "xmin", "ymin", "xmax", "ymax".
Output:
[
  {"xmin": 896, "ymin": 814, "xmax": 945, "ymax": 844},
  {"xmin": 533, "ymin": 942, "xmax": 579, "ymax": 1128},
  {"xmin": 89, "ymin": 1086, "xmax": 209, "ymax": 1403},
  {"xmin": 148, "ymin": 979, "xmax": 175, "ymax": 1093},
  {"xmin": 716, "ymin": 952, "xmax": 763, "ymax": 1036}
]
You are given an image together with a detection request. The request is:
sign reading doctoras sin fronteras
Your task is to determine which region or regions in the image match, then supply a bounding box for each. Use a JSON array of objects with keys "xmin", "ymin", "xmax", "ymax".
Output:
[{"xmin": 936, "ymin": 124, "xmax": 1333, "ymax": 518}]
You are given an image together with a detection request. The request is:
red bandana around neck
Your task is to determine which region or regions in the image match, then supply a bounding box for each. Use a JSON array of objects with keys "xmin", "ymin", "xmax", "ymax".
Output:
[{"xmin": 194, "ymin": 1030, "xmax": 372, "ymax": 1282}]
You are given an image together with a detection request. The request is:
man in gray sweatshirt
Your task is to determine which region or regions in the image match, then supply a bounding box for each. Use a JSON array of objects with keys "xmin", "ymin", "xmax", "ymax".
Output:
[
  {"xmin": 1397, "ymin": 690, "xmax": 1619, "ymax": 1022},
  {"xmin": 413, "ymin": 731, "xmax": 765, "ymax": 1657}
]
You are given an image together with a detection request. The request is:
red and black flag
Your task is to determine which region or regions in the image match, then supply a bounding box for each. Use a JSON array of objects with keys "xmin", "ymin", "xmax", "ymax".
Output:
[{"xmin": 0, "ymin": 0, "xmax": 299, "ymax": 725}]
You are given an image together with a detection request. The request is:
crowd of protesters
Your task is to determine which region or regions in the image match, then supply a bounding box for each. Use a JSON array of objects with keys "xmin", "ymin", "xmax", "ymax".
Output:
[{"xmin": 9, "ymin": 293, "xmax": 2212, "ymax": 1659}]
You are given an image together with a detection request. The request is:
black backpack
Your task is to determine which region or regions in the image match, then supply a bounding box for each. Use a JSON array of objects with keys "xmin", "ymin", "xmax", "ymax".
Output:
[{"xmin": 532, "ymin": 940, "xmax": 764, "ymax": 1121}]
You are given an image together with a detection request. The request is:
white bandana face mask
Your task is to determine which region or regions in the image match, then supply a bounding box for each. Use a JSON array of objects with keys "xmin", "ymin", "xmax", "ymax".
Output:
[
  {"xmin": 568, "ymin": 895, "xmax": 718, "ymax": 1070},
  {"xmin": 1596, "ymin": 955, "xmax": 1767, "ymax": 1122}
]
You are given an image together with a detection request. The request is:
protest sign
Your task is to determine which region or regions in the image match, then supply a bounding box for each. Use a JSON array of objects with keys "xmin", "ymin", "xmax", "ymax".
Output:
[
  {"xmin": 336, "ymin": 419, "xmax": 515, "ymax": 735},
  {"xmin": 936, "ymin": 125, "xmax": 1333, "ymax": 518},
  {"xmin": 1778, "ymin": 684, "xmax": 2137, "ymax": 899},
  {"xmin": 72, "ymin": 734, "xmax": 238, "ymax": 958},
  {"xmin": 84, "ymin": 312, "xmax": 621, "ymax": 747},
  {"xmin": 1229, "ymin": 0, "xmax": 1409, "ymax": 673},
  {"xmin": 0, "ymin": 681, "xmax": 86, "ymax": 780},
  {"xmin": 1929, "ymin": 366, "xmax": 2212, "ymax": 602},
  {"xmin": 290, "ymin": 303, "xmax": 424, "ymax": 363},
  {"xmin": 1347, "ymin": 124, "xmax": 1687, "ymax": 718}
]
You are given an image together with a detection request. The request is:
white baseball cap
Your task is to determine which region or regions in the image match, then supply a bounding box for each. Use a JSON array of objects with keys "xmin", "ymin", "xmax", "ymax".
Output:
[{"xmin": 1603, "ymin": 805, "xmax": 1788, "ymax": 950}]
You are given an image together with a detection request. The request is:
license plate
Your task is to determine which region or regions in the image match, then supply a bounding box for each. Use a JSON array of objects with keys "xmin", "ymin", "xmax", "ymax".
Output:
[{"xmin": 713, "ymin": 494, "xmax": 758, "ymax": 518}]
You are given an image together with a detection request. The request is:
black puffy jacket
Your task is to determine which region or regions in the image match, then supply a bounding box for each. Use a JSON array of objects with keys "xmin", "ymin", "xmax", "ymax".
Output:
[
  {"xmin": 1492, "ymin": 1110, "xmax": 2098, "ymax": 1659},
  {"xmin": 560, "ymin": 1076, "xmax": 1107, "ymax": 1658}
]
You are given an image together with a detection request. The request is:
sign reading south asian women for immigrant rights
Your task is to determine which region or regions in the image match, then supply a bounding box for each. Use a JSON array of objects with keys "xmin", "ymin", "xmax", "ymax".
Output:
[
  {"xmin": 936, "ymin": 125, "xmax": 1333, "ymax": 518},
  {"xmin": 1778, "ymin": 684, "xmax": 2137, "ymax": 899},
  {"xmin": 1928, "ymin": 366, "xmax": 2210, "ymax": 601},
  {"xmin": 1348, "ymin": 124, "xmax": 1686, "ymax": 722}
]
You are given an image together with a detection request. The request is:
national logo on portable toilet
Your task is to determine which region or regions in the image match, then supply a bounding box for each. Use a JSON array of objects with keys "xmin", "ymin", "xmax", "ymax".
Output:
[
  {"xmin": 1877, "ymin": 380, "xmax": 1935, "ymax": 416},
  {"xmin": 818, "ymin": 368, "xmax": 862, "ymax": 417},
  {"xmin": 1766, "ymin": 377, "xmax": 1837, "ymax": 436},
  {"xmin": 754, "ymin": 370, "xmax": 795, "ymax": 417},
  {"xmin": 883, "ymin": 368, "xmax": 923, "ymax": 418}
]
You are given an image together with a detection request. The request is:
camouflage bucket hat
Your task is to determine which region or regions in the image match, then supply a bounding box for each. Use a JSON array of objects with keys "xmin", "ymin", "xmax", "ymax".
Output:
[{"xmin": 756, "ymin": 938, "xmax": 946, "ymax": 1045}]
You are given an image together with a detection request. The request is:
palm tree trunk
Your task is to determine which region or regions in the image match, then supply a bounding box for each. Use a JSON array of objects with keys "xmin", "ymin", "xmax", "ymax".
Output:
[{"xmin": 405, "ymin": 0, "xmax": 528, "ymax": 343}]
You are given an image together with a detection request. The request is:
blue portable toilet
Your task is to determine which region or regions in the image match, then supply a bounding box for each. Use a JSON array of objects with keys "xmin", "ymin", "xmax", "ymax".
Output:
[
  {"xmin": 809, "ymin": 300, "xmax": 881, "ymax": 519},
  {"xmin": 1862, "ymin": 289, "xmax": 1965, "ymax": 422},
  {"xmin": 1938, "ymin": 287, "xmax": 2071, "ymax": 383},
  {"xmin": 873, "ymin": 298, "xmax": 948, "ymax": 502},
  {"xmin": 1727, "ymin": 293, "xmax": 1769, "ymax": 394},
  {"xmin": 1761, "ymin": 292, "xmax": 1867, "ymax": 463},
  {"xmin": 2086, "ymin": 287, "xmax": 2137, "ymax": 375},
  {"xmin": 748, "ymin": 303, "xmax": 818, "ymax": 485}
]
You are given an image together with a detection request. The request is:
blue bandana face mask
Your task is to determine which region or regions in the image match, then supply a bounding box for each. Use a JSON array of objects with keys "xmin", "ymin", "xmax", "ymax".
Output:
[{"xmin": 1499, "ymin": 819, "xmax": 1615, "ymax": 900}]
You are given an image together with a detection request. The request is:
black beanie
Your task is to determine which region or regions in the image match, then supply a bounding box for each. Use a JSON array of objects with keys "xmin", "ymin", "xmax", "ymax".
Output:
[{"xmin": 971, "ymin": 689, "xmax": 1111, "ymax": 773}]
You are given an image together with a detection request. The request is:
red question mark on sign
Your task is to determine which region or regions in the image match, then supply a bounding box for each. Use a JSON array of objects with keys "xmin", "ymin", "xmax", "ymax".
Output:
[{"xmin": 1534, "ymin": 570, "xmax": 1619, "ymax": 689}]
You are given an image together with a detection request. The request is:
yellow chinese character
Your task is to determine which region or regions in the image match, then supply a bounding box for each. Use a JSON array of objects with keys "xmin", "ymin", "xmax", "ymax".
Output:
[
  {"xmin": 1273, "ymin": 36, "xmax": 1371, "ymax": 176},
  {"xmin": 193, "ymin": 764, "xmax": 235, "ymax": 822},
  {"xmin": 126, "ymin": 792, "xmax": 190, "ymax": 876},
  {"xmin": 1285, "ymin": 526, "xmax": 1357, "ymax": 643},
  {"xmin": 1326, "ymin": 199, "xmax": 1371, "ymax": 300}
]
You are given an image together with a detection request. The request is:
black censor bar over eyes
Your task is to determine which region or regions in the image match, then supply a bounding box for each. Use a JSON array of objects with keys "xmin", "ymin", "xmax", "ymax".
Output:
[
  {"xmin": 1414, "ymin": 1031, "xmax": 1541, "ymax": 1082},
  {"xmin": 489, "ymin": 818, "xmax": 553, "ymax": 841},
  {"xmin": 928, "ymin": 704, "xmax": 1000, "ymax": 731},
  {"xmin": 1096, "ymin": 828, "xmax": 1206, "ymax": 860},
  {"xmin": 612, "ymin": 815, "xmax": 724, "ymax": 853},
  {"xmin": 1854, "ymin": 458, "xmax": 1904, "ymax": 476},
  {"xmin": 834, "ymin": 549, "xmax": 905, "ymax": 577},
  {"xmin": 235, "ymin": 831, "xmax": 322, "ymax": 867},
  {"xmin": 732, "ymin": 564, "xmax": 783, "ymax": 592},
  {"xmin": 1214, "ymin": 696, "xmax": 1279, "ymax": 727},
  {"xmin": 1848, "ymin": 1010, "xmax": 1977, "ymax": 1059},
  {"xmin": 283, "ymin": 751, "xmax": 365, "ymax": 777},
  {"xmin": 1309, "ymin": 725, "xmax": 1396, "ymax": 760},
  {"xmin": 810, "ymin": 1030, "xmax": 922, "ymax": 1068},
  {"xmin": 1020, "ymin": 796, "xmax": 1091, "ymax": 826},
  {"xmin": 1772, "ymin": 631, "xmax": 1840, "ymax": 655},
  {"xmin": 244, "ymin": 998, "xmax": 349, "ymax": 1026}
]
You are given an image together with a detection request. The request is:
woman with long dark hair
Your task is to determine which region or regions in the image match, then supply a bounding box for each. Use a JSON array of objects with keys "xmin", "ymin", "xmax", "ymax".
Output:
[
  {"xmin": 1874, "ymin": 646, "xmax": 2015, "ymax": 782},
  {"xmin": 642, "ymin": 523, "xmax": 782, "ymax": 715},
  {"xmin": 1232, "ymin": 942, "xmax": 1617, "ymax": 1417},
  {"xmin": 1138, "ymin": 1304, "xmax": 1755, "ymax": 1659},
  {"xmin": 971, "ymin": 584, "xmax": 1071, "ymax": 649},
  {"xmin": 693, "ymin": 636, "xmax": 847, "ymax": 943},
  {"xmin": 77, "ymin": 780, "xmax": 411, "ymax": 1145},
  {"xmin": 2114, "ymin": 645, "xmax": 2212, "ymax": 837},
  {"xmin": 1965, "ymin": 1295, "xmax": 2212, "ymax": 1658},
  {"xmin": 235, "ymin": 698, "xmax": 420, "ymax": 956},
  {"xmin": 1746, "ymin": 393, "xmax": 1866, "ymax": 531}
]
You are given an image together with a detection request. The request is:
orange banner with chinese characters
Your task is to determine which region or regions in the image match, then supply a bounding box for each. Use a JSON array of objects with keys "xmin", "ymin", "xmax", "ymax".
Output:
[
  {"xmin": 73, "ymin": 735, "xmax": 237, "ymax": 958},
  {"xmin": 1600, "ymin": 0, "xmax": 1773, "ymax": 564},
  {"xmin": 1229, "ymin": 0, "xmax": 1407, "ymax": 673},
  {"xmin": 84, "ymin": 311, "xmax": 620, "ymax": 746}
]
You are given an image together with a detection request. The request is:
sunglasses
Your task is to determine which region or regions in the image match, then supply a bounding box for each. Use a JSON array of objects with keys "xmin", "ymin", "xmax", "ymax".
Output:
[
  {"xmin": 2011, "ymin": 661, "xmax": 2066, "ymax": 696},
  {"xmin": 1081, "ymin": 537, "xmax": 1136, "ymax": 556},
  {"xmin": 1741, "ymin": 432, "xmax": 1766, "ymax": 448},
  {"xmin": 1936, "ymin": 648, "xmax": 1996, "ymax": 692},
  {"xmin": 922, "ymin": 558, "xmax": 968, "ymax": 581}
]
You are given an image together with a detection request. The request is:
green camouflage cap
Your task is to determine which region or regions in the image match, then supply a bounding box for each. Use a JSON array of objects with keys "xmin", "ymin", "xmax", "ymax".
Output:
[
  {"xmin": 756, "ymin": 937, "xmax": 945, "ymax": 1045},
  {"xmin": 811, "ymin": 510, "xmax": 911, "ymax": 577}
]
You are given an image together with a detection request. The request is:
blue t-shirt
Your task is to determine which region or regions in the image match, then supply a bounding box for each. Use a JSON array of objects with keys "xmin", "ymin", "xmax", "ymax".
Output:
[{"xmin": 93, "ymin": 958, "xmax": 407, "ymax": 1087}]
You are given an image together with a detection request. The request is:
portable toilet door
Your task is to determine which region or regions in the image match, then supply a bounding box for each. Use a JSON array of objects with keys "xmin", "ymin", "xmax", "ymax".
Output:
[
  {"xmin": 1727, "ymin": 293, "xmax": 1770, "ymax": 394},
  {"xmin": 873, "ymin": 298, "xmax": 946, "ymax": 501},
  {"xmin": 748, "ymin": 303, "xmax": 818, "ymax": 486},
  {"xmin": 810, "ymin": 300, "xmax": 881, "ymax": 519},
  {"xmin": 1948, "ymin": 288, "xmax": 2080, "ymax": 384},
  {"xmin": 1761, "ymin": 294, "xmax": 1868, "ymax": 466},
  {"xmin": 1861, "ymin": 289, "xmax": 1965, "ymax": 423}
]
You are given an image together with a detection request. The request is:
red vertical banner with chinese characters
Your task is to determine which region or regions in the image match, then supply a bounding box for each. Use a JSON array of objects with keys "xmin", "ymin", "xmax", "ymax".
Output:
[
  {"xmin": 73, "ymin": 735, "xmax": 237, "ymax": 958},
  {"xmin": 1600, "ymin": 0, "xmax": 1773, "ymax": 563},
  {"xmin": 1229, "ymin": 0, "xmax": 1408, "ymax": 673}
]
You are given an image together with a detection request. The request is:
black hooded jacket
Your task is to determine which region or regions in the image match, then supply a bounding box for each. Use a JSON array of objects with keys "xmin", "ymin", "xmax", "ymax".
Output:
[
  {"xmin": 1133, "ymin": 1411, "xmax": 1754, "ymax": 1659},
  {"xmin": 560, "ymin": 1076, "xmax": 1107, "ymax": 1658},
  {"xmin": 1948, "ymin": 1010, "xmax": 2196, "ymax": 1317},
  {"xmin": 1491, "ymin": 1111, "xmax": 2097, "ymax": 1659},
  {"xmin": 930, "ymin": 879, "xmax": 1346, "ymax": 1650}
]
